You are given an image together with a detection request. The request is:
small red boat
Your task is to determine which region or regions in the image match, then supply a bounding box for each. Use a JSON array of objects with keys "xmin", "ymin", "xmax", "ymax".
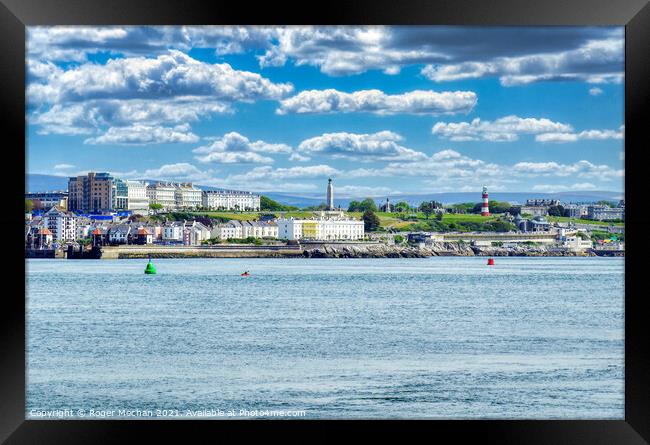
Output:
[
  {"xmin": 241, "ymin": 271, "xmax": 251, "ymax": 277},
  {"xmin": 487, "ymin": 258, "xmax": 495, "ymax": 266}
]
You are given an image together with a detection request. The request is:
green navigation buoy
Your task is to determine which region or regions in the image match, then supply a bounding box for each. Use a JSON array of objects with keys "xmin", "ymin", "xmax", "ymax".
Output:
[{"xmin": 144, "ymin": 259, "xmax": 157, "ymax": 274}]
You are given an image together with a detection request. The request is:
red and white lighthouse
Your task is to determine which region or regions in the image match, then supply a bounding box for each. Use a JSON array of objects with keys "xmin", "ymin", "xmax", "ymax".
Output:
[{"xmin": 481, "ymin": 186, "xmax": 490, "ymax": 216}]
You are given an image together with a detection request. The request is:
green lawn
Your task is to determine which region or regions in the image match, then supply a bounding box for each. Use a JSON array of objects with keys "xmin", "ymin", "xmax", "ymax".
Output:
[{"xmin": 188, "ymin": 210, "xmax": 501, "ymax": 230}]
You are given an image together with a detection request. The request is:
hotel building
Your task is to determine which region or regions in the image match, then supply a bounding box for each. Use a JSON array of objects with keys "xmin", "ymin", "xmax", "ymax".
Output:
[
  {"xmin": 202, "ymin": 190, "xmax": 261, "ymax": 211},
  {"xmin": 44, "ymin": 206, "xmax": 77, "ymax": 242},
  {"xmin": 275, "ymin": 216, "xmax": 364, "ymax": 241},
  {"xmin": 68, "ymin": 172, "xmax": 115, "ymax": 212}
]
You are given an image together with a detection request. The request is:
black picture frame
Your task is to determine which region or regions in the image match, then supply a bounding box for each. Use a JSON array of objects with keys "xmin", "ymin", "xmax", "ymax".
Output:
[{"xmin": 2, "ymin": 0, "xmax": 648, "ymax": 442}]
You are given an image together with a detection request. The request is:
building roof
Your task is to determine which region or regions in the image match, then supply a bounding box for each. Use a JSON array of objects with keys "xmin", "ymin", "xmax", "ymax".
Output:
[
  {"xmin": 38, "ymin": 227, "xmax": 52, "ymax": 235},
  {"xmin": 92, "ymin": 228, "xmax": 102, "ymax": 235},
  {"xmin": 137, "ymin": 228, "xmax": 150, "ymax": 235}
]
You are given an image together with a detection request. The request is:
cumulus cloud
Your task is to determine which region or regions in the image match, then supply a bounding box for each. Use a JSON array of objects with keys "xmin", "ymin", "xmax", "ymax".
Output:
[
  {"xmin": 28, "ymin": 50, "xmax": 293, "ymax": 143},
  {"xmin": 84, "ymin": 124, "xmax": 199, "ymax": 145},
  {"xmin": 421, "ymin": 34, "xmax": 623, "ymax": 86},
  {"xmin": 432, "ymin": 115, "xmax": 573, "ymax": 142},
  {"xmin": 28, "ymin": 50, "xmax": 293, "ymax": 104},
  {"xmin": 532, "ymin": 183, "xmax": 598, "ymax": 192},
  {"xmin": 277, "ymin": 89, "xmax": 476, "ymax": 115},
  {"xmin": 227, "ymin": 165, "xmax": 341, "ymax": 182},
  {"xmin": 298, "ymin": 131, "xmax": 427, "ymax": 161},
  {"xmin": 32, "ymin": 98, "xmax": 231, "ymax": 136},
  {"xmin": 535, "ymin": 128, "xmax": 623, "ymax": 143},
  {"xmin": 53, "ymin": 163, "xmax": 75, "ymax": 170},
  {"xmin": 589, "ymin": 87, "xmax": 604, "ymax": 96},
  {"xmin": 193, "ymin": 132, "xmax": 292, "ymax": 164},
  {"xmin": 512, "ymin": 160, "xmax": 623, "ymax": 179},
  {"xmin": 29, "ymin": 26, "xmax": 623, "ymax": 85},
  {"xmin": 139, "ymin": 162, "xmax": 212, "ymax": 182}
]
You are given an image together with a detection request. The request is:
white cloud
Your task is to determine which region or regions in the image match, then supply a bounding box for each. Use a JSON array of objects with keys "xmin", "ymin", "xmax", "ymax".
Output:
[
  {"xmin": 277, "ymin": 89, "xmax": 477, "ymax": 115},
  {"xmin": 589, "ymin": 87, "xmax": 604, "ymax": 96},
  {"xmin": 28, "ymin": 26, "xmax": 623, "ymax": 85},
  {"xmin": 28, "ymin": 50, "xmax": 293, "ymax": 105},
  {"xmin": 432, "ymin": 115, "xmax": 573, "ymax": 142},
  {"xmin": 193, "ymin": 132, "xmax": 292, "ymax": 164},
  {"xmin": 139, "ymin": 163, "xmax": 212, "ymax": 182},
  {"xmin": 298, "ymin": 131, "xmax": 427, "ymax": 161},
  {"xmin": 28, "ymin": 51, "xmax": 293, "ymax": 144},
  {"xmin": 532, "ymin": 183, "xmax": 598, "ymax": 192},
  {"xmin": 512, "ymin": 160, "xmax": 623, "ymax": 179},
  {"xmin": 227, "ymin": 165, "xmax": 341, "ymax": 182},
  {"xmin": 334, "ymin": 185, "xmax": 399, "ymax": 197},
  {"xmin": 32, "ymin": 98, "xmax": 231, "ymax": 136},
  {"xmin": 535, "ymin": 128, "xmax": 623, "ymax": 143},
  {"xmin": 53, "ymin": 163, "xmax": 75, "ymax": 170},
  {"xmin": 84, "ymin": 124, "xmax": 199, "ymax": 145},
  {"xmin": 422, "ymin": 36, "xmax": 623, "ymax": 86}
]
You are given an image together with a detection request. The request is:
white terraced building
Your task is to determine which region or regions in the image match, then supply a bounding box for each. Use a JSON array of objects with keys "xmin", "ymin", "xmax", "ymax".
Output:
[
  {"xmin": 126, "ymin": 180, "xmax": 149, "ymax": 213},
  {"xmin": 275, "ymin": 216, "xmax": 364, "ymax": 241},
  {"xmin": 175, "ymin": 184, "xmax": 202, "ymax": 209},
  {"xmin": 146, "ymin": 182, "xmax": 202, "ymax": 210},
  {"xmin": 202, "ymin": 190, "xmax": 261, "ymax": 211},
  {"xmin": 147, "ymin": 182, "xmax": 177, "ymax": 210}
]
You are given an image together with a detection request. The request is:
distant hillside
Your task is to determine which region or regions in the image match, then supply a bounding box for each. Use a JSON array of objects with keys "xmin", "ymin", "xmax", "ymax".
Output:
[
  {"xmin": 26, "ymin": 174, "xmax": 69, "ymax": 192},
  {"xmin": 26, "ymin": 174, "xmax": 623, "ymax": 206}
]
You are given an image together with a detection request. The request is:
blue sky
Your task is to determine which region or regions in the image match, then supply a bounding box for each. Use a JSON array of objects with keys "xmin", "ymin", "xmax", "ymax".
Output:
[{"xmin": 26, "ymin": 26, "xmax": 624, "ymax": 196}]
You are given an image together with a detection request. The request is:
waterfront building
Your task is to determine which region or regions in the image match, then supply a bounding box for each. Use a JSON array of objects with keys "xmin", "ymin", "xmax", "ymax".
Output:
[
  {"xmin": 135, "ymin": 227, "xmax": 153, "ymax": 245},
  {"xmin": 514, "ymin": 214, "xmax": 551, "ymax": 232},
  {"xmin": 146, "ymin": 182, "xmax": 177, "ymax": 210},
  {"xmin": 44, "ymin": 206, "xmax": 77, "ymax": 242},
  {"xmin": 587, "ymin": 205, "xmax": 624, "ymax": 221},
  {"xmin": 561, "ymin": 235, "xmax": 594, "ymax": 252},
  {"xmin": 275, "ymin": 216, "xmax": 364, "ymax": 241},
  {"xmin": 526, "ymin": 198, "xmax": 560, "ymax": 207},
  {"xmin": 183, "ymin": 220, "xmax": 211, "ymax": 245},
  {"xmin": 211, "ymin": 220, "xmax": 244, "ymax": 240},
  {"xmin": 162, "ymin": 223, "xmax": 184, "ymax": 242},
  {"xmin": 68, "ymin": 172, "xmax": 115, "ymax": 212},
  {"xmin": 240, "ymin": 221, "xmax": 279, "ymax": 239},
  {"xmin": 108, "ymin": 225, "xmax": 131, "ymax": 245},
  {"xmin": 175, "ymin": 183, "xmax": 202, "ymax": 209},
  {"xmin": 202, "ymin": 190, "xmax": 261, "ymax": 211},
  {"xmin": 26, "ymin": 192, "xmax": 68, "ymax": 211},
  {"xmin": 126, "ymin": 180, "xmax": 149, "ymax": 213},
  {"xmin": 519, "ymin": 205, "xmax": 549, "ymax": 217},
  {"xmin": 326, "ymin": 178, "xmax": 334, "ymax": 210},
  {"xmin": 75, "ymin": 217, "xmax": 93, "ymax": 240},
  {"xmin": 564, "ymin": 204, "xmax": 588, "ymax": 218}
]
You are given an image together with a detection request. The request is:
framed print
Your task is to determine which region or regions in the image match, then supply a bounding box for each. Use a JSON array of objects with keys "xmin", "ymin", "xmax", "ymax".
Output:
[{"xmin": 2, "ymin": 0, "xmax": 649, "ymax": 442}]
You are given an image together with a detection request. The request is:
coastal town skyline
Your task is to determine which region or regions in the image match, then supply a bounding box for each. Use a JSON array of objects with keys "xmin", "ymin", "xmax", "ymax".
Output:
[{"xmin": 27, "ymin": 26, "xmax": 625, "ymax": 195}]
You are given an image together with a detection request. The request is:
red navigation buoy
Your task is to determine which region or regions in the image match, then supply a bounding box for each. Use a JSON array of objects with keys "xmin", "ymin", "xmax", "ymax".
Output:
[{"xmin": 487, "ymin": 258, "xmax": 495, "ymax": 266}]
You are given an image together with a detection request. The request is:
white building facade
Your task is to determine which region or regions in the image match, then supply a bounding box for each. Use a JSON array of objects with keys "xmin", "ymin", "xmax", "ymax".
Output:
[
  {"xmin": 202, "ymin": 190, "xmax": 261, "ymax": 211},
  {"xmin": 44, "ymin": 206, "xmax": 77, "ymax": 242},
  {"xmin": 276, "ymin": 217, "xmax": 364, "ymax": 241},
  {"xmin": 147, "ymin": 183, "xmax": 177, "ymax": 210},
  {"xmin": 126, "ymin": 180, "xmax": 149, "ymax": 213}
]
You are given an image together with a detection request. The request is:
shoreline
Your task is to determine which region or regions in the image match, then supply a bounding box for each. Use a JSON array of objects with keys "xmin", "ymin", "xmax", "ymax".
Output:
[{"xmin": 93, "ymin": 243, "xmax": 623, "ymax": 259}]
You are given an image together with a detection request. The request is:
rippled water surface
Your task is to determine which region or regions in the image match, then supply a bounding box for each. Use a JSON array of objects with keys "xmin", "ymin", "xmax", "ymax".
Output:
[{"xmin": 26, "ymin": 257, "xmax": 624, "ymax": 419}]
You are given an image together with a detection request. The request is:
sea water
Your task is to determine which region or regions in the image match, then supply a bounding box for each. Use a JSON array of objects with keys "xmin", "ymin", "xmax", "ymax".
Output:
[{"xmin": 26, "ymin": 257, "xmax": 624, "ymax": 419}]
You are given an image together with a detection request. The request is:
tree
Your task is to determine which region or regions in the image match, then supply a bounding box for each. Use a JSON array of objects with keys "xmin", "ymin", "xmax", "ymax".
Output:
[
  {"xmin": 349, "ymin": 198, "xmax": 377, "ymax": 213},
  {"xmin": 435, "ymin": 212, "xmax": 444, "ymax": 221},
  {"xmin": 260, "ymin": 195, "xmax": 298, "ymax": 211},
  {"xmin": 547, "ymin": 204, "xmax": 565, "ymax": 217},
  {"xmin": 25, "ymin": 199, "xmax": 33, "ymax": 213},
  {"xmin": 149, "ymin": 203, "xmax": 163, "ymax": 211},
  {"xmin": 393, "ymin": 201, "xmax": 411, "ymax": 212},
  {"xmin": 363, "ymin": 210, "xmax": 381, "ymax": 232},
  {"xmin": 419, "ymin": 201, "xmax": 436, "ymax": 219},
  {"xmin": 394, "ymin": 234, "xmax": 404, "ymax": 244}
]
